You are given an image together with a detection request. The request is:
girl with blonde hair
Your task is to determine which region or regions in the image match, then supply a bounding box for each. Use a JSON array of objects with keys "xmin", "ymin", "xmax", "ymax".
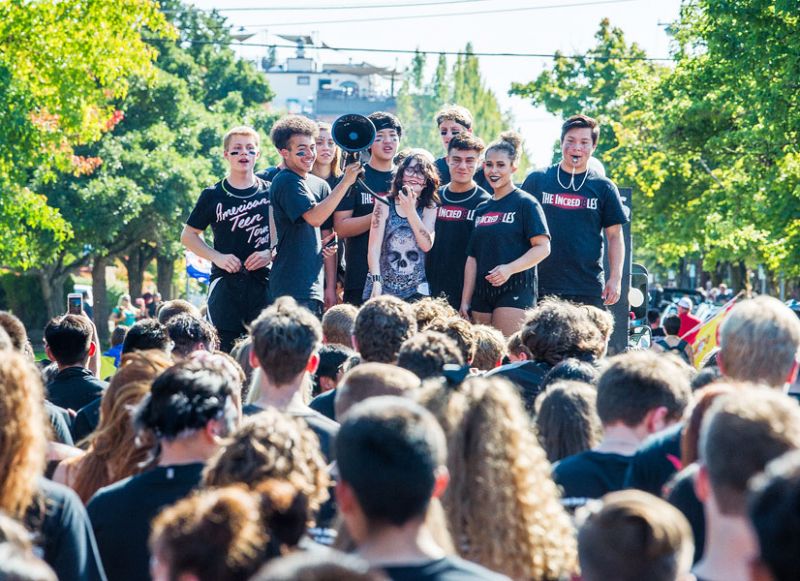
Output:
[{"xmin": 417, "ymin": 374, "xmax": 577, "ymax": 580}]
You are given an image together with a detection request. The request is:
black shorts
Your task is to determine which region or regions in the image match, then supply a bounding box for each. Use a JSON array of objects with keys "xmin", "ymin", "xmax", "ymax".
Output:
[
  {"xmin": 343, "ymin": 288, "xmax": 366, "ymax": 307},
  {"xmin": 207, "ymin": 272, "xmax": 270, "ymax": 337},
  {"xmin": 471, "ymin": 286, "xmax": 536, "ymax": 313}
]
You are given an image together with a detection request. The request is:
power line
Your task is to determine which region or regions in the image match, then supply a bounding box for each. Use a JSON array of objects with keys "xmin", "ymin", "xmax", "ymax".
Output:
[{"xmin": 179, "ymin": 0, "xmax": 490, "ymax": 11}]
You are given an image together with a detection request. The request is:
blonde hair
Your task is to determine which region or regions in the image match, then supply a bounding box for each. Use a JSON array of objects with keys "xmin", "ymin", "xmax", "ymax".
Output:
[
  {"xmin": 0, "ymin": 352, "xmax": 47, "ymax": 519},
  {"xmin": 417, "ymin": 376, "xmax": 577, "ymax": 579},
  {"xmin": 223, "ymin": 125, "xmax": 260, "ymax": 151}
]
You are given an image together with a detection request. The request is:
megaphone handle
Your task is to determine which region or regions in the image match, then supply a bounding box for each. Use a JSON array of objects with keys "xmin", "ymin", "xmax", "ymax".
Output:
[{"xmin": 357, "ymin": 177, "xmax": 390, "ymax": 206}]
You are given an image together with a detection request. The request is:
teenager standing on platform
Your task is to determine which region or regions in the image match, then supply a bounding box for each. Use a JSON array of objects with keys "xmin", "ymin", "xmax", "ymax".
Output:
[
  {"xmin": 433, "ymin": 105, "xmax": 492, "ymax": 193},
  {"xmin": 461, "ymin": 132, "xmax": 550, "ymax": 337}
]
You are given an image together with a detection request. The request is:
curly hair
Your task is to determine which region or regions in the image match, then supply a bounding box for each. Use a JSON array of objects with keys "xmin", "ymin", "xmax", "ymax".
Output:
[
  {"xmin": 425, "ymin": 316, "xmax": 477, "ymax": 365},
  {"xmin": 270, "ymin": 115, "xmax": 318, "ymax": 151},
  {"xmin": 470, "ymin": 324, "xmax": 506, "ymax": 371},
  {"xmin": 417, "ymin": 376, "xmax": 577, "ymax": 580},
  {"xmin": 389, "ymin": 151, "xmax": 440, "ymax": 209},
  {"xmin": 353, "ymin": 296, "xmax": 417, "ymax": 364},
  {"xmin": 0, "ymin": 352, "xmax": 47, "ymax": 519},
  {"xmin": 412, "ymin": 297, "xmax": 457, "ymax": 331},
  {"xmin": 397, "ymin": 331, "xmax": 464, "ymax": 380},
  {"xmin": 521, "ymin": 297, "xmax": 605, "ymax": 366},
  {"xmin": 202, "ymin": 409, "xmax": 330, "ymax": 515}
]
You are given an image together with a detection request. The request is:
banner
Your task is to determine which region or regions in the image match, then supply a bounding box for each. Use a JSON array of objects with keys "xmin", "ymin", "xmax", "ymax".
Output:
[
  {"xmin": 185, "ymin": 250, "xmax": 211, "ymax": 284},
  {"xmin": 687, "ymin": 297, "xmax": 738, "ymax": 368}
]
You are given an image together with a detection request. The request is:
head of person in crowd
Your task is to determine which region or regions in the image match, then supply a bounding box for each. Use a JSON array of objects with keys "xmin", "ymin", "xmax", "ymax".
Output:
[
  {"xmin": 249, "ymin": 297, "xmax": 321, "ymax": 388},
  {"xmin": 109, "ymin": 325, "xmax": 128, "ymax": 349},
  {"xmin": 583, "ymin": 305, "xmax": 614, "ymax": 357},
  {"xmin": 647, "ymin": 308, "xmax": 662, "ymax": 329},
  {"xmin": 535, "ymin": 380, "xmax": 602, "ymax": 464},
  {"xmin": 252, "ymin": 550, "xmax": 382, "ymax": 581},
  {"xmin": 748, "ymin": 450, "xmax": 800, "ymax": 581},
  {"xmin": 69, "ymin": 350, "xmax": 173, "ymax": 502},
  {"xmin": 0, "ymin": 351, "xmax": 47, "ymax": 520},
  {"xmin": 560, "ymin": 114, "xmax": 600, "ymax": 172},
  {"xmin": 149, "ymin": 486, "xmax": 269, "ymax": 581},
  {"xmin": 0, "ymin": 310, "xmax": 33, "ymax": 359},
  {"xmin": 679, "ymin": 383, "xmax": 736, "ymax": 466},
  {"xmin": 719, "ymin": 296, "xmax": 800, "ymax": 389},
  {"xmin": 412, "ymin": 296, "xmax": 457, "ymax": 331},
  {"xmin": 577, "ymin": 490, "xmax": 694, "ymax": 581},
  {"xmin": 334, "ymin": 362, "xmax": 420, "ymax": 420},
  {"xmin": 447, "ymin": 133, "xmax": 485, "ymax": 186},
  {"xmin": 417, "ymin": 376, "xmax": 577, "ymax": 579},
  {"xmin": 230, "ymin": 337, "xmax": 255, "ymax": 402},
  {"xmin": 121, "ymin": 319, "xmax": 171, "ymax": 355},
  {"xmin": 436, "ymin": 105, "xmax": 473, "ymax": 152},
  {"xmin": 271, "ymin": 115, "xmax": 318, "ymax": 176},
  {"xmin": 188, "ymin": 350, "xmax": 247, "ymax": 420},
  {"xmin": 367, "ymin": 111, "xmax": 402, "ymax": 167},
  {"xmin": 312, "ymin": 121, "xmax": 341, "ymax": 179},
  {"xmin": 663, "ymin": 313, "xmax": 682, "ymax": 337},
  {"xmin": 157, "ymin": 299, "xmax": 201, "ymax": 325},
  {"xmin": 425, "ymin": 316, "xmax": 477, "ymax": 365},
  {"xmin": 677, "ymin": 296, "xmax": 693, "ymax": 316},
  {"xmin": 389, "ymin": 150, "xmax": 440, "ymax": 210},
  {"xmin": 313, "ymin": 344, "xmax": 355, "ymax": 397},
  {"xmin": 353, "ymin": 296, "xmax": 417, "ymax": 364},
  {"xmin": 134, "ymin": 359, "xmax": 238, "ymax": 465},
  {"xmin": 597, "ymin": 351, "xmax": 691, "ymax": 440},
  {"xmin": 506, "ymin": 330, "xmax": 532, "ymax": 362},
  {"xmin": 0, "ymin": 325, "xmax": 12, "ymax": 351},
  {"xmin": 397, "ymin": 331, "xmax": 464, "ymax": 381},
  {"xmin": 43, "ymin": 314, "xmax": 95, "ymax": 369},
  {"xmin": 690, "ymin": 364, "xmax": 722, "ymax": 391},
  {"xmin": 470, "ymin": 324, "xmax": 506, "ymax": 371},
  {"xmin": 539, "ymin": 357, "xmax": 600, "ymax": 393},
  {"xmin": 321, "ymin": 303, "xmax": 358, "ymax": 348},
  {"xmin": 166, "ymin": 313, "xmax": 218, "ymax": 360},
  {"xmin": 521, "ymin": 297, "xmax": 605, "ymax": 367}
]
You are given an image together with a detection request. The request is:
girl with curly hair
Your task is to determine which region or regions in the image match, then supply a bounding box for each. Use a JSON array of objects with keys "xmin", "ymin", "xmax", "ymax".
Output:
[
  {"xmin": 365, "ymin": 150, "xmax": 439, "ymax": 301},
  {"xmin": 417, "ymin": 375, "xmax": 577, "ymax": 580}
]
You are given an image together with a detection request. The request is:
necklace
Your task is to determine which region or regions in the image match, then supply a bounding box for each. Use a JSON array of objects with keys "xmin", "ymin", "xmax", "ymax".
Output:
[
  {"xmin": 221, "ymin": 177, "xmax": 259, "ymax": 198},
  {"xmin": 441, "ymin": 186, "xmax": 478, "ymax": 205},
  {"xmin": 556, "ymin": 162, "xmax": 589, "ymax": 192}
]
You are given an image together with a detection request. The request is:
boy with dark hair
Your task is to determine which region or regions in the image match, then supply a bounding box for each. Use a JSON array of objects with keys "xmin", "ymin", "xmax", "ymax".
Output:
[
  {"xmin": 166, "ymin": 314, "xmax": 218, "ymax": 359},
  {"xmin": 693, "ymin": 389, "xmax": 800, "ymax": 581},
  {"xmin": 553, "ymin": 351, "xmax": 691, "ymax": 508},
  {"xmin": 44, "ymin": 314, "xmax": 106, "ymax": 411},
  {"xmin": 648, "ymin": 308, "xmax": 666, "ymax": 338},
  {"xmin": 0, "ymin": 310, "xmax": 32, "ymax": 356},
  {"xmin": 578, "ymin": 490, "xmax": 694, "ymax": 581},
  {"xmin": 352, "ymin": 295, "xmax": 417, "ymax": 364},
  {"xmin": 269, "ymin": 115, "xmax": 356, "ymax": 317},
  {"xmin": 88, "ymin": 360, "xmax": 237, "ymax": 581},
  {"xmin": 248, "ymin": 296, "xmax": 339, "ymax": 460},
  {"xmin": 121, "ymin": 319, "xmax": 171, "ymax": 355},
  {"xmin": 521, "ymin": 114, "xmax": 628, "ymax": 308},
  {"xmin": 103, "ymin": 325, "xmax": 128, "ymax": 368},
  {"xmin": 312, "ymin": 343, "xmax": 354, "ymax": 398},
  {"xmin": 335, "ymin": 111, "xmax": 402, "ymax": 306},
  {"xmin": 335, "ymin": 396, "xmax": 507, "ymax": 580},
  {"xmin": 398, "ymin": 330, "xmax": 464, "ymax": 380},
  {"xmin": 321, "ymin": 303, "xmax": 358, "ymax": 347},
  {"xmin": 426, "ymin": 133, "xmax": 491, "ymax": 308},
  {"xmin": 653, "ymin": 314, "xmax": 694, "ymax": 364},
  {"xmin": 181, "ymin": 126, "xmax": 272, "ymax": 352}
]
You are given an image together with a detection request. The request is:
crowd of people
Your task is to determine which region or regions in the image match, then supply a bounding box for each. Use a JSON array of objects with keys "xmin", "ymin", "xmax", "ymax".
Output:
[{"xmin": 1, "ymin": 286, "xmax": 800, "ymax": 580}]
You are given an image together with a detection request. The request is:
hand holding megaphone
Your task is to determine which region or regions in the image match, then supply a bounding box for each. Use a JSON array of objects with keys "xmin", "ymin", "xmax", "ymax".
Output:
[{"xmin": 342, "ymin": 159, "xmax": 363, "ymax": 187}]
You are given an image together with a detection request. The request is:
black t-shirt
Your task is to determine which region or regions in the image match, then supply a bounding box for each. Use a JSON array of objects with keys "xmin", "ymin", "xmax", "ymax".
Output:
[
  {"xmin": 45, "ymin": 401, "xmax": 74, "ymax": 445},
  {"xmin": 426, "ymin": 185, "xmax": 492, "ymax": 308},
  {"xmin": 72, "ymin": 396, "xmax": 101, "ymax": 443},
  {"xmin": 486, "ymin": 360, "xmax": 551, "ymax": 411},
  {"xmin": 87, "ymin": 463, "xmax": 204, "ymax": 581},
  {"xmin": 28, "ymin": 478, "xmax": 106, "ymax": 581},
  {"xmin": 257, "ymin": 166, "xmax": 282, "ymax": 183},
  {"xmin": 553, "ymin": 450, "xmax": 633, "ymax": 508},
  {"xmin": 467, "ymin": 189, "xmax": 549, "ymax": 296},
  {"xmin": 521, "ymin": 165, "xmax": 628, "ymax": 296},
  {"xmin": 335, "ymin": 165, "xmax": 394, "ymax": 292},
  {"xmin": 270, "ymin": 169, "xmax": 331, "ymax": 302},
  {"xmin": 249, "ymin": 404, "xmax": 339, "ymax": 463},
  {"xmin": 46, "ymin": 367, "xmax": 107, "ymax": 412},
  {"xmin": 623, "ymin": 422, "xmax": 683, "ymax": 496},
  {"xmin": 383, "ymin": 556, "xmax": 509, "ymax": 581},
  {"xmin": 321, "ymin": 174, "xmax": 341, "ymax": 232},
  {"xmin": 185, "ymin": 178, "xmax": 271, "ymax": 282},
  {"xmin": 309, "ymin": 388, "xmax": 337, "ymax": 422},
  {"xmin": 667, "ymin": 464, "xmax": 705, "ymax": 564}
]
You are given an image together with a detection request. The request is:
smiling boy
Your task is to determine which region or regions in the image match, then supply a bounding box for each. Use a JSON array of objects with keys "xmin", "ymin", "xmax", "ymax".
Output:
[{"xmin": 181, "ymin": 126, "xmax": 271, "ymax": 352}]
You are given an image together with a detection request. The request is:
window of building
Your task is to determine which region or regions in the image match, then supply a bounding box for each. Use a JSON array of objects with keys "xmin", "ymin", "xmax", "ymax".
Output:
[{"xmin": 297, "ymin": 76, "xmax": 310, "ymax": 85}]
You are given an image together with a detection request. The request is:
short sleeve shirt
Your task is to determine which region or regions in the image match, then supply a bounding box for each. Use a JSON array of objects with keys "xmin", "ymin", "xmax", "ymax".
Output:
[{"xmin": 185, "ymin": 178, "xmax": 271, "ymax": 281}]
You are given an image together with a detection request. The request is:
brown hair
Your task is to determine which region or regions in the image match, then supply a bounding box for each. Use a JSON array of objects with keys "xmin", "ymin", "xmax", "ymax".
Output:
[
  {"xmin": 561, "ymin": 114, "xmax": 600, "ymax": 145},
  {"xmin": 334, "ymin": 362, "xmax": 420, "ymax": 420},
  {"xmin": 314, "ymin": 121, "xmax": 342, "ymax": 178},
  {"xmin": 412, "ymin": 297, "xmax": 457, "ymax": 331},
  {"xmin": 577, "ymin": 490, "xmax": 693, "ymax": 581},
  {"xmin": 435, "ymin": 105, "xmax": 473, "ymax": 129},
  {"xmin": 485, "ymin": 130, "xmax": 523, "ymax": 164},
  {"xmin": 535, "ymin": 380, "xmax": 601, "ymax": 463},
  {"xmin": 157, "ymin": 299, "xmax": 201, "ymax": 324},
  {"xmin": 321, "ymin": 303, "xmax": 358, "ymax": 348},
  {"xmin": 447, "ymin": 133, "xmax": 485, "ymax": 155},
  {"xmin": 470, "ymin": 324, "xmax": 506, "ymax": 371},
  {"xmin": 270, "ymin": 115, "xmax": 318, "ymax": 151},
  {"xmin": 521, "ymin": 297, "xmax": 604, "ymax": 366},
  {"xmin": 425, "ymin": 316, "xmax": 477, "ymax": 365},
  {"xmin": 0, "ymin": 310, "xmax": 30, "ymax": 356},
  {"xmin": 506, "ymin": 330, "xmax": 532, "ymax": 360},
  {"xmin": 596, "ymin": 351, "xmax": 691, "ymax": 427},
  {"xmin": 389, "ymin": 151, "xmax": 440, "ymax": 209},
  {"xmin": 397, "ymin": 331, "xmax": 463, "ymax": 380},
  {"xmin": 353, "ymin": 296, "xmax": 416, "ymax": 364}
]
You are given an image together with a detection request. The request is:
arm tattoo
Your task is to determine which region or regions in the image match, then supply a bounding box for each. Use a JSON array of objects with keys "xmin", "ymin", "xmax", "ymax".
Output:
[
  {"xmin": 417, "ymin": 229, "xmax": 432, "ymax": 246},
  {"xmin": 371, "ymin": 204, "xmax": 383, "ymax": 228}
]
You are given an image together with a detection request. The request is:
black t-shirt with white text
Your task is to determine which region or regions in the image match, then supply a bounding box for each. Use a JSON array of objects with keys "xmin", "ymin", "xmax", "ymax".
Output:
[
  {"xmin": 467, "ymin": 189, "xmax": 549, "ymax": 297},
  {"xmin": 521, "ymin": 165, "xmax": 628, "ymax": 296},
  {"xmin": 553, "ymin": 450, "xmax": 632, "ymax": 508},
  {"xmin": 270, "ymin": 169, "xmax": 331, "ymax": 302},
  {"xmin": 186, "ymin": 178, "xmax": 271, "ymax": 281},
  {"xmin": 335, "ymin": 165, "xmax": 394, "ymax": 293},
  {"xmin": 426, "ymin": 185, "xmax": 491, "ymax": 307}
]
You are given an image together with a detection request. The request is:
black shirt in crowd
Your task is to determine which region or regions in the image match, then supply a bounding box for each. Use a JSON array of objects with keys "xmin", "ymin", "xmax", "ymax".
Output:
[
  {"xmin": 667, "ymin": 464, "xmax": 705, "ymax": 564},
  {"xmin": 28, "ymin": 478, "xmax": 106, "ymax": 581},
  {"xmin": 270, "ymin": 169, "xmax": 331, "ymax": 303},
  {"xmin": 321, "ymin": 174, "xmax": 341, "ymax": 232},
  {"xmin": 384, "ymin": 556, "xmax": 510, "ymax": 581},
  {"xmin": 553, "ymin": 450, "xmax": 633, "ymax": 508},
  {"xmin": 72, "ymin": 396, "xmax": 102, "ymax": 443},
  {"xmin": 45, "ymin": 401, "xmax": 74, "ymax": 446},
  {"xmin": 486, "ymin": 360, "xmax": 551, "ymax": 411},
  {"xmin": 521, "ymin": 165, "xmax": 628, "ymax": 297},
  {"xmin": 185, "ymin": 178, "xmax": 271, "ymax": 282},
  {"xmin": 87, "ymin": 463, "xmax": 205, "ymax": 581},
  {"xmin": 47, "ymin": 366, "xmax": 107, "ymax": 412},
  {"xmin": 309, "ymin": 389, "xmax": 337, "ymax": 422},
  {"xmin": 426, "ymin": 185, "xmax": 491, "ymax": 308},
  {"xmin": 335, "ymin": 164, "xmax": 394, "ymax": 298},
  {"xmin": 623, "ymin": 422, "xmax": 684, "ymax": 496},
  {"xmin": 466, "ymin": 188, "xmax": 549, "ymax": 298}
]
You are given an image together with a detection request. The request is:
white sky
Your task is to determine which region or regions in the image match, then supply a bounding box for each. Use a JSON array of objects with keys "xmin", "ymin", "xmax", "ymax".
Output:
[{"xmin": 187, "ymin": 0, "xmax": 681, "ymax": 166}]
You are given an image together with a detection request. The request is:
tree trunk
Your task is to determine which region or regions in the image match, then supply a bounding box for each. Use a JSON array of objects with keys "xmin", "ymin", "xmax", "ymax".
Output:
[
  {"xmin": 39, "ymin": 269, "xmax": 67, "ymax": 320},
  {"xmin": 123, "ymin": 245, "xmax": 155, "ymax": 300},
  {"xmin": 93, "ymin": 255, "xmax": 110, "ymax": 347},
  {"xmin": 156, "ymin": 254, "xmax": 176, "ymax": 301}
]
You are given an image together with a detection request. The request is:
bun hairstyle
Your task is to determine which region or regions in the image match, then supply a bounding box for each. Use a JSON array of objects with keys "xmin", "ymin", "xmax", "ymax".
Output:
[{"xmin": 486, "ymin": 130, "xmax": 523, "ymax": 164}]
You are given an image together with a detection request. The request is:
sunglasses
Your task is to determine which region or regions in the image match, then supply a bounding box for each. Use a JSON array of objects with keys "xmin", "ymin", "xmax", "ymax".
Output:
[{"xmin": 403, "ymin": 165, "xmax": 426, "ymax": 178}]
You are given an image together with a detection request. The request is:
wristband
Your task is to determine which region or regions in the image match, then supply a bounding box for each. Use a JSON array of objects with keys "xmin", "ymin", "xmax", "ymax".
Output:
[{"xmin": 371, "ymin": 274, "xmax": 383, "ymax": 283}]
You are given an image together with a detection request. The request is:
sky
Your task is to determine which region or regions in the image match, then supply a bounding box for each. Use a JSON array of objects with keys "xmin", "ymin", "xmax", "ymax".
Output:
[{"xmin": 187, "ymin": 0, "xmax": 682, "ymax": 166}]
